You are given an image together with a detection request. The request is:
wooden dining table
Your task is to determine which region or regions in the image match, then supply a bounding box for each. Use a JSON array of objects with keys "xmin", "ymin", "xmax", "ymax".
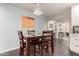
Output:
[{"xmin": 26, "ymin": 35, "xmax": 54, "ymax": 56}]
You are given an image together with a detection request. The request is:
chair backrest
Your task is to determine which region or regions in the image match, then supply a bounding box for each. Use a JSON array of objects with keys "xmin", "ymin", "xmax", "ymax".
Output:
[
  {"xmin": 42, "ymin": 31, "xmax": 53, "ymax": 42},
  {"xmin": 18, "ymin": 31, "xmax": 26, "ymax": 48},
  {"xmin": 27, "ymin": 30, "xmax": 35, "ymax": 36},
  {"xmin": 42, "ymin": 31, "xmax": 53, "ymax": 36},
  {"xmin": 18, "ymin": 31, "xmax": 23, "ymax": 40}
]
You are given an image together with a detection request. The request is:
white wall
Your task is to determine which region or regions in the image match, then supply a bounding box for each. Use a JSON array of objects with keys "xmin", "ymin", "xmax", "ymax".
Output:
[
  {"xmin": 70, "ymin": 4, "xmax": 79, "ymax": 54},
  {"xmin": 49, "ymin": 8, "xmax": 71, "ymax": 22},
  {"xmin": 0, "ymin": 4, "xmax": 48, "ymax": 52}
]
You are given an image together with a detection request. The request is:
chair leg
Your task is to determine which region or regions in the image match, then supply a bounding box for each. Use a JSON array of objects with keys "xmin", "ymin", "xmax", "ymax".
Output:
[
  {"xmin": 38, "ymin": 46, "xmax": 41, "ymax": 55},
  {"xmin": 30, "ymin": 45, "xmax": 34, "ymax": 55},
  {"xmin": 51, "ymin": 42, "xmax": 54, "ymax": 54},
  {"xmin": 34, "ymin": 44, "xmax": 36, "ymax": 56},
  {"xmin": 19, "ymin": 49, "xmax": 24, "ymax": 56},
  {"xmin": 46, "ymin": 44, "xmax": 49, "ymax": 53},
  {"xmin": 41, "ymin": 45, "xmax": 43, "ymax": 56}
]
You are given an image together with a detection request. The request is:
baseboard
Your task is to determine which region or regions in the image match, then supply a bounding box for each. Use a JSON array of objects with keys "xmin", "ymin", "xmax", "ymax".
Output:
[
  {"xmin": 0, "ymin": 47, "xmax": 19, "ymax": 54},
  {"xmin": 69, "ymin": 48, "xmax": 79, "ymax": 55}
]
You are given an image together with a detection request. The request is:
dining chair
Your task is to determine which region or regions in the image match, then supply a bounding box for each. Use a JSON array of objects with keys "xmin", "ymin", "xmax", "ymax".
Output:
[
  {"xmin": 42, "ymin": 31, "xmax": 54, "ymax": 54},
  {"xmin": 38, "ymin": 35, "xmax": 49, "ymax": 55},
  {"xmin": 27, "ymin": 30, "xmax": 47, "ymax": 56},
  {"xmin": 27, "ymin": 35, "xmax": 50, "ymax": 56},
  {"xmin": 18, "ymin": 31, "xmax": 27, "ymax": 56},
  {"xmin": 27, "ymin": 30, "xmax": 38, "ymax": 55},
  {"xmin": 27, "ymin": 30, "xmax": 35, "ymax": 36},
  {"xmin": 18, "ymin": 31, "xmax": 37, "ymax": 56},
  {"xmin": 27, "ymin": 36, "xmax": 42, "ymax": 56}
]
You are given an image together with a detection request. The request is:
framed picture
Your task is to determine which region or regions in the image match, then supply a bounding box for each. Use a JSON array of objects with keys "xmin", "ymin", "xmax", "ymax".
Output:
[
  {"xmin": 73, "ymin": 26, "xmax": 79, "ymax": 34},
  {"xmin": 58, "ymin": 32, "xmax": 64, "ymax": 38},
  {"xmin": 50, "ymin": 24, "xmax": 53, "ymax": 28},
  {"xmin": 65, "ymin": 32, "xmax": 69, "ymax": 37},
  {"xmin": 22, "ymin": 16, "xmax": 35, "ymax": 28}
]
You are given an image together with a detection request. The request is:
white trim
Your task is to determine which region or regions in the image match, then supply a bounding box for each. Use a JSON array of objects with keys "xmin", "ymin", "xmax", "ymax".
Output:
[
  {"xmin": 70, "ymin": 48, "xmax": 79, "ymax": 54},
  {"xmin": 0, "ymin": 47, "xmax": 19, "ymax": 54}
]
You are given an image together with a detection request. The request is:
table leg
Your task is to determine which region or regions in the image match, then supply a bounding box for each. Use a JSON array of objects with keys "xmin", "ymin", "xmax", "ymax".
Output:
[
  {"xmin": 27, "ymin": 39, "xmax": 30, "ymax": 56},
  {"xmin": 51, "ymin": 36, "xmax": 54, "ymax": 54}
]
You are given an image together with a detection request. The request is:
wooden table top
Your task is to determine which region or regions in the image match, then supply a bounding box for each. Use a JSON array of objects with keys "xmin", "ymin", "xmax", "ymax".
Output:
[{"xmin": 26, "ymin": 34, "xmax": 52, "ymax": 39}]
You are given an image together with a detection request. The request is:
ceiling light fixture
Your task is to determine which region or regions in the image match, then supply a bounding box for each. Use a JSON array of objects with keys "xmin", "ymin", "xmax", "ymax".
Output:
[{"xmin": 33, "ymin": 3, "xmax": 43, "ymax": 15}]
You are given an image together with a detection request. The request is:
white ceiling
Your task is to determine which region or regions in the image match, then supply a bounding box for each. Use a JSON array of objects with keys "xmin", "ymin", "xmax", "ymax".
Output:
[{"xmin": 10, "ymin": 3, "xmax": 75, "ymax": 17}]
